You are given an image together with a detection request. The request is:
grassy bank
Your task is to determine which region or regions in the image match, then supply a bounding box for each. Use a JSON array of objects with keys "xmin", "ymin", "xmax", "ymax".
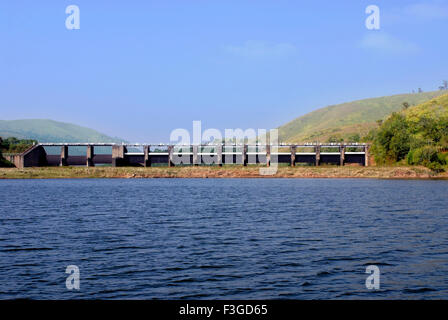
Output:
[{"xmin": 0, "ymin": 165, "xmax": 446, "ymax": 179}]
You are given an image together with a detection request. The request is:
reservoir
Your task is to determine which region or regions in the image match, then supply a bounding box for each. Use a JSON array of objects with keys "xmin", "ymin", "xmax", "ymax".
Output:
[{"xmin": 0, "ymin": 178, "xmax": 447, "ymax": 299}]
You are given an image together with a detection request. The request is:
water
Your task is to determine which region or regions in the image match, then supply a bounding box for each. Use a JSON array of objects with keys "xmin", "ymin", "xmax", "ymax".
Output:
[{"xmin": 0, "ymin": 178, "xmax": 447, "ymax": 299}]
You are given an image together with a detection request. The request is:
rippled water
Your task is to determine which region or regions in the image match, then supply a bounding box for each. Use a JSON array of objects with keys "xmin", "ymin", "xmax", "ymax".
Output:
[{"xmin": 0, "ymin": 178, "xmax": 447, "ymax": 299}]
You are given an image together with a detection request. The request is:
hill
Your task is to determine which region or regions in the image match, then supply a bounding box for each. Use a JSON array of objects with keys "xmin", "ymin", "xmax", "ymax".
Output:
[
  {"xmin": 278, "ymin": 91, "xmax": 447, "ymax": 143},
  {"xmin": 0, "ymin": 119, "xmax": 125, "ymax": 143}
]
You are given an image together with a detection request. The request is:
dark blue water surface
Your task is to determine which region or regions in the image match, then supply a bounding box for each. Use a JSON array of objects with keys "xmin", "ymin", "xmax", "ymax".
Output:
[{"xmin": 0, "ymin": 178, "xmax": 447, "ymax": 299}]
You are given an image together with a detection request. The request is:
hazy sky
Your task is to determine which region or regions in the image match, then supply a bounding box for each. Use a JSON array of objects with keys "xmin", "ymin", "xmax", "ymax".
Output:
[{"xmin": 1, "ymin": 0, "xmax": 448, "ymax": 142}]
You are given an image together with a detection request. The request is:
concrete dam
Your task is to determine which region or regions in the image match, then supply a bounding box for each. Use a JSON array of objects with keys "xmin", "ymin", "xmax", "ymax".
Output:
[{"xmin": 7, "ymin": 143, "xmax": 370, "ymax": 168}]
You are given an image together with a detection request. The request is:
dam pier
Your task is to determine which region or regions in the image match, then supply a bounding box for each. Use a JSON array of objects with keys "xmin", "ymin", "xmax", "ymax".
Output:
[{"xmin": 7, "ymin": 143, "xmax": 370, "ymax": 168}]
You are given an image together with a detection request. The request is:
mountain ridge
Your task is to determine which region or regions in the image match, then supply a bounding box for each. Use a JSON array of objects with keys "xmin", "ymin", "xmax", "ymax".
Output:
[{"xmin": 0, "ymin": 119, "xmax": 126, "ymax": 143}]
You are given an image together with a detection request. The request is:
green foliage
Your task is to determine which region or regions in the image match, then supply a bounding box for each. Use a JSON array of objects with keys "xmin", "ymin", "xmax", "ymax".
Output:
[
  {"xmin": 348, "ymin": 133, "xmax": 360, "ymax": 142},
  {"xmin": 327, "ymin": 135, "xmax": 343, "ymax": 143},
  {"xmin": 0, "ymin": 137, "xmax": 14, "ymax": 167},
  {"xmin": 0, "ymin": 136, "xmax": 37, "ymax": 153},
  {"xmin": 427, "ymin": 162, "xmax": 444, "ymax": 173},
  {"xmin": 407, "ymin": 146, "xmax": 439, "ymax": 166},
  {"xmin": 372, "ymin": 113, "xmax": 410, "ymax": 163},
  {"xmin": 437, "ymin": 152, "xmax": 448, "ymax": 165},
  {"xmin": 278, "ymin": 91, "xmax": 446, "ymax": 143},
  {"xmin": 372, "ymin": 94, "xmax": 448, "ymax": 171}
]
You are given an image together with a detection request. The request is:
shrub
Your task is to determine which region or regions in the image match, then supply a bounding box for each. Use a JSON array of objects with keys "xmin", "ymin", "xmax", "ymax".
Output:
[
  {"xmin": 427, "ymin": 162, "xmax": 445, "ymax": 173},
  {"xmin": 437, "ymin": 152, "xmax": 448, "ymax": 165},
  {"xmin": 407, "ymin": 146, "xmax": 439, "ymax": 166}
]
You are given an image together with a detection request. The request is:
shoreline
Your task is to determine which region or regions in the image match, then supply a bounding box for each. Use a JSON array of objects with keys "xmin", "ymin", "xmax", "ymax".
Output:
[{"xmin": 1, "ymin": 165, "xmax": 447, "ymax": 180}]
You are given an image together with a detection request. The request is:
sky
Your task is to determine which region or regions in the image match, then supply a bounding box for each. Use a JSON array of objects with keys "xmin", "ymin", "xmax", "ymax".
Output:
[{"xmin": 1, "ymin": 0, "xmax": 448, "ymax": 142}]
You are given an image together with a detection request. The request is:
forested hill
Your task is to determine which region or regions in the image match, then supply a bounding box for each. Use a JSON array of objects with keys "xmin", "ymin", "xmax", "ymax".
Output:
[{"xmin": 278, "ymin": 91, "xmax": 446, "ymax": 143}]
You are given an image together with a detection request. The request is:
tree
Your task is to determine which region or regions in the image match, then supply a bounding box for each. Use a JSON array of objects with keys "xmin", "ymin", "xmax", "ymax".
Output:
[
  {"xmin": 348, "ymin": 133, "xmax": 361, "ymax": 142},
  {"xmin": 418, "ymin": 88, "xmax": 423, "ymax": 93},
  {"xmin": 372, "ymin": 113, "xmax": 410, "ymax": 163},
  {"xmin": 328, "ymin": 135, "xmax": 343, "ymax": 143},
  {"xmin": 402, "ymin": 102, "xmax": 410, "ymax": 110}
]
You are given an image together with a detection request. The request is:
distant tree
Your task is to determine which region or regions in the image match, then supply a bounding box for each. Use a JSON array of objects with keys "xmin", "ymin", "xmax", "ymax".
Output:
[
  {"xmin": 348, "ymin": 133, "xmax": 361, "ymax": 142},
  {"xmin": 441, "ymin": 80, "xmax": 448, "ymax": 90},
  {"xmin": 418, "ymin": 88, "xmax": 423, "ymax": 93},
  {"xmin": 402, "ymin": 102, "xmax": 410, "ymax": 110},
  {"xmin": 376, "ymin": 119, "xmax": 383, "ymax": 126},
  {"xmin": 328, "ymin": 135, "xmax": 343, "ymax": 143}
]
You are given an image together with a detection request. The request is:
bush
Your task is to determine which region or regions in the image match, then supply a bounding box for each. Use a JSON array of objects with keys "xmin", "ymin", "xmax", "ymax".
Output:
[
  {"xmin": 427, "ymin": 162, "xmax": 445, "ymax": 173},
  {"xmin": 437, "ymin": 152, "xmax": 448, "ymax": 165},
  {"xmin": 407, "ymin": 146, "xmax": 439, "ymax": 166},
  {"xmin": 0, "ymin": 157, "xmax": 14, "ymax": 168}
]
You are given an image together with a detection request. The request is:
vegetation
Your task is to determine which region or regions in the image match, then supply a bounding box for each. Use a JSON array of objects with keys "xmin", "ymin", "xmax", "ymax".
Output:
[
  {"xmin": 369, "ymin": 94, "xmax": 448, "ymax": 171},
  {"xmin": 0, "ymin": 138, "xmax": 14, "ymax": 167},
  {"xmin": 0, "ymin": 119, "xmax": 126, "ymax": 143},
  {"xmin": 278, "ymin": 91, "xmax": 446, "ymax": 143},
  {"xmin": 0, "ymin": 165, "xmax": 446, "ymax": 179},
  {"xmin": 0, "ymin": 136, "xmax": 37, "ymax": 153}
]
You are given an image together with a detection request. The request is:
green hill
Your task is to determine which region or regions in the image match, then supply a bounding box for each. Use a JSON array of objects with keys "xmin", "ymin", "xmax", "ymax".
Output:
[
  {"xmin": 0, "ymin": 119, "xmax": 126, "ymax": 143},
  {"xmin": 278, "ymin": 91, "xmax": 447, "ymax": 143}
]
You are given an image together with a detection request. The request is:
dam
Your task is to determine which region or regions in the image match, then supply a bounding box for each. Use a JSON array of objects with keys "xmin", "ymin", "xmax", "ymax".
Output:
[{"xmin": 7, "ymin": 143, "xmax": 370, "ymax": 168}]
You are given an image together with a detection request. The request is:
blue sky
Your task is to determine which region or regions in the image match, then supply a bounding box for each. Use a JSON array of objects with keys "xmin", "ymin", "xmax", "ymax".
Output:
[{"xmin": 1, "ymin": 0, "xmax": 448, "ymax": 142}]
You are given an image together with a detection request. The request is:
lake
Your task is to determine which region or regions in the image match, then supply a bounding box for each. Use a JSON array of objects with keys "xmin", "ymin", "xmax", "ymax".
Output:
[{"xmin": 0, "ymin": 178, "xmax": 447, "ymax": 299}]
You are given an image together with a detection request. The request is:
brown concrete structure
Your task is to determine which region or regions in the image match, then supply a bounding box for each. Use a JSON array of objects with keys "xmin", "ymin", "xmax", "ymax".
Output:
[
  {"xmin": 266, "ymin": 145, "xmax": 271, "ymax": 167},
  {"xmin": 340, "ymin": 145, "xmax": 345, "ymax": 166},
  {"xmin": 192, "ymin": 145, "xmax": 199, "ymax": 166},
  {"xmin": 168, "ymin": 145, "xmax": 174, "ymax": 167},
  {"xmin": 6, "ymin": 145, "xmax": 47, "ymax": 169},
  {"xmin": 86, "ymin": 145, "xmax": 94, "ymax": 167},
  {"xmin": 112, "ymin": 145, "xmax": 126, "ymax": 167},
  {"xmin": 290, "ymin": 145, "xmax": 296, "ymax": 167},
  {"xmin": 315, "ymin": 145, "xmax": 321, "ymax": 166},
  {"xmin": 8, "ymin": 143, "xmax": 369, "ymax": 168},
  {"xmin": 143, "ymin": 145, "xmax": 151, "ymax": 167},
  {"xmin": 216, "ymin": 145, "xmax": 223, "ymax": 167},
  {"xmin": 242, "ymin": 145, "xmax": 248, "ymax": 166},
  {"xmin": 365, "ymin": 145, "xmax": 370, "ymax": 167},
  {"xmin": 60, "ymin": 146, "xmax": 68, "ymax": 166}
]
